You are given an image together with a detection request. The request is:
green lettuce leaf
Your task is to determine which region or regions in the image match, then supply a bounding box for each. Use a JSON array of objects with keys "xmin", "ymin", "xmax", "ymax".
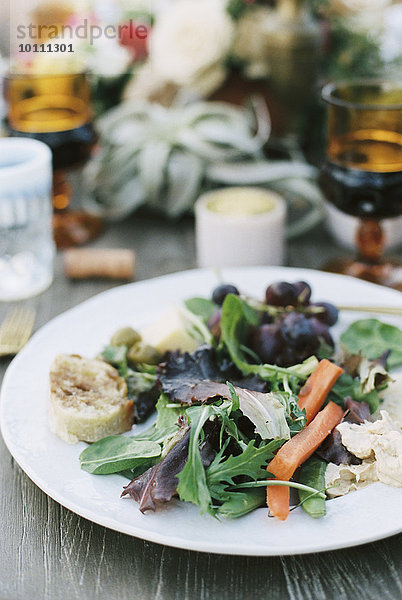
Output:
[
  {"xmin": 184, "ymin": 297, "xmax": 217, "ymax": 322},
  {"xmin": 176, "ymin": 404, "xmax": 215, "ymax": 514},
  {"xmin": 220, "ymin": 294, "xmax": 318, "ymax": 381},
  {"xmin": 79, "ymin": 436, "xmax": 161, "ymax": 475},
  {"xmin": 340, "ymin": 319, "xmax": 402, "ymax": 369}
]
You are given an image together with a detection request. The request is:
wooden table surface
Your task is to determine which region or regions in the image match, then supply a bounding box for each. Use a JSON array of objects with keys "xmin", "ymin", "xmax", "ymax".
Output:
[{"xmin": 1, "ymin": 214, "xmax": 401, "ymax": 600}]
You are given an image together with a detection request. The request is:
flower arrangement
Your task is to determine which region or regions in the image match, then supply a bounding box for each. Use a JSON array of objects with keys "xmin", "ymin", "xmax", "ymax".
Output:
[
  {"xmin": 123, "ymin": 0, "xmax": 400, "ymax": 106},
  {"xmin": 15, "ymin": 1, "xmax": 400, "ymax": 114}
]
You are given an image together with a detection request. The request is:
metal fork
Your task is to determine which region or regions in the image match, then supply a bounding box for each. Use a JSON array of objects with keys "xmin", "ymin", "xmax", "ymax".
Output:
[{"xmin": 0, "ymin": 307, "xmax": 36, "ymax": 356}]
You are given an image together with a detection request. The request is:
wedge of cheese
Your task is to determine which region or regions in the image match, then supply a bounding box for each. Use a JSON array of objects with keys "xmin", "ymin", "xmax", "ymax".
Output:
[
  {"xmin": 49, "ymin": 354, "xmax": 133, "ymax": 444},
  {"xmin": 141, "ymin": 306, "xmax": 200, "ymax": 354}
]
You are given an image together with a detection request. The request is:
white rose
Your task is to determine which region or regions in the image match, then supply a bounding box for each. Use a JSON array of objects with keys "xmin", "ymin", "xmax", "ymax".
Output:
[
  {"xmin": 149, "ymin": 0, "xmax": 234, "ymax": 86},
  {"xmin": 232, "ymin": 6, "xmax": 272, "ymax": 78},
  {"xmin": 86, "ymin": 37, "xmax": 132, "ymax": 78},
  {"xmin": 329, "ymin": 0, "xmax": 391, "ymax": 31}
]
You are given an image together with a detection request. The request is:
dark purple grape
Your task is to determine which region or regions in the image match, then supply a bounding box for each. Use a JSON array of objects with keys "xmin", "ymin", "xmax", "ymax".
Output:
[
  {"xmin": 248, "ymin": 324, "xmax": 283, "ymax": 364},
  {"xmin": 212, "ymin": 284, "xmax": 240, "ymax": 306},
  {"xmin": 311, "ymin": 302, "xmax": 339, "ymax": 326},
  {"xmin": 293, "ymin": 281, "xmax": 312, "ymax": 305},
  {"xmin": 259, "ymin": 311, "xmax": 273, "ymax": 325},
  {"xmin": 281, "ymin": 312, "xmax": 315, "ymax": 349},
  {"xmin": 277, "ymin": 341, "xmax": 320, "ymax": 367},
  {"xmin": 309, "ymin": 317, "xmax": 334, "ymax": 347},
  {"xmin": 207, "ymin": 309, "xmax": 222, "ymax": 340},
  {"xmin": 265, "ymin": 282, "xmax": 298, "ymax": 307},
  {"xmin": 276, "ymin": 346, "xmax": 301, "ymax": 367}
]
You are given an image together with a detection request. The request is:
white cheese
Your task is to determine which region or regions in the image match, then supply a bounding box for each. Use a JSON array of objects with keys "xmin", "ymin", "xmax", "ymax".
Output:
[
  {"xmin": 141, "ymin": 306, "xmax": 201, "ymax": 354},
  {"xmin": 328, "ymin": 410, "xmax": 402, "ymax": 495},
  {"xmin": 374, "ymin": 373, "xmax": 402, "ymax": 426},
  {"xmin": 325, "ymin": 460, "xmax": 377, "ymax": 498},
  {"xmin": 372, "ymin": 431, "xmax": 402, "ymax": 487}
]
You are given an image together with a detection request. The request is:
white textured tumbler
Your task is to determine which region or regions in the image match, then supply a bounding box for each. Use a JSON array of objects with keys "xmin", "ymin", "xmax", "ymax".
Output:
[{"xmin": 0, "ymin": 138, "xmax": 55, "ymax": 300}]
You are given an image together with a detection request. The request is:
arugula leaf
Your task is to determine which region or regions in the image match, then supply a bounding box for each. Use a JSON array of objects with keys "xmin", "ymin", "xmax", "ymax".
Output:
[
  {"xmin": 79, "ymin": 436, "xmax": 161, "ymax": 475},
  {"xmin": 176, "ymin": 398, "xmax": 240, "ymax": 514},
  {"xmin": 226, "ymin": 381, "xmax": 240, "ymax": 412},
  {"xmin": 340, "ymin": 319, "xmax": 402, "ymax": 369},
  {"xmin": 275, "ymin": 390, "xmax": 307, "ymax": 435},
  {"xmin": 206, "ymin": 438, "xmax": 284, "ymax": 500},
  {"xmin": 176, "ymin": 404, "xmax": 214, "ymax": 514},
  {"xmin": 184, "ymin": 297, "xmax": 217, "ymax": 322}
]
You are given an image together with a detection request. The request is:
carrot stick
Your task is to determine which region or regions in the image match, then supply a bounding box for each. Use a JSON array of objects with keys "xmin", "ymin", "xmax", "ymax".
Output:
[
  {"xmin": 266, "ymin": 401, "xmax": 344, "ymax": 521},
  {"xmin": 298, "ymin": 359, "xmax": 343, "ymax": 424}
]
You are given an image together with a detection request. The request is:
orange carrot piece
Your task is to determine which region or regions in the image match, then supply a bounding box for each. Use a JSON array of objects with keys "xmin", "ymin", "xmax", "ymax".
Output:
[
  {"xmin": 298, "ymin": 359, "xmax": 343, "ymax": 424},
  {"xmin": 266, "ymin": 401, "xmax": 344, "ymax": 521}
]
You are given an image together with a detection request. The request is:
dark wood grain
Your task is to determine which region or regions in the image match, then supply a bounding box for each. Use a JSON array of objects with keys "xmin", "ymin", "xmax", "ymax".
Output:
[{"xmin": 1, "ymin": 214, "xmax": 401, "ymax": 600}]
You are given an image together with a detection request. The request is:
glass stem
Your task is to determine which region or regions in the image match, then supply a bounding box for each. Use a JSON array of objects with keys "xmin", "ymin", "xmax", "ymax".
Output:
[
  {"xmin": 53, "ymin": 170, "xmax": 72, "ymax": 212},
  {"xmin": 356, "ymin": 219, "xmax": 385, "ymax": 264}
]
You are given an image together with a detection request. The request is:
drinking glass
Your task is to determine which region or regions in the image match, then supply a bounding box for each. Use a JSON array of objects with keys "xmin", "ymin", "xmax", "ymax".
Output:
[
  {"xmin": 319, "ymin": 80, "xmax": 402, "ymax": 288},
  {"xmin": 0, "ymin": 138, "xmax": 55, "ymax": 300},
  {"xmin": 4, "ymin": 71, "xmax": 103, "ymax": 248}
]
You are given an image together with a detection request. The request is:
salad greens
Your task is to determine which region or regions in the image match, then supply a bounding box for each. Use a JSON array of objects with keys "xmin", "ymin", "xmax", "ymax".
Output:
[
  {"xmin": 340, "ymin": 319, "xmax": 402, "ymax": 369},
  {"xmin": 100, "ymin": 344, "xmax": 160, "ymax": 423},
  {"xmin": 220, "ymin": 294, "xmax": 319, "ymax": 382},
  {"xmin": 80, "ymin": 437, "xmax": 161, "ymax": 475},
  {"xmin": 328, "ymin": 372, "xmax": 382, "ymax": 414},
  {"xmin": 184, "ymin": 297, "xmax": 217, "ymax": 323},
  {"xmin": 78, "ymin": 280, "xmax": 401, "ymax": 523}
]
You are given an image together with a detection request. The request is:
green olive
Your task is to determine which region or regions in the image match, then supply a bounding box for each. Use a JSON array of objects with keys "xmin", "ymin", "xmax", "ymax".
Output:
[
  {"xmin": 127, "ymin": 342, "xmax": 161, "ymax": 365},
  {"xmin": 110, "ymin": 327, "xmax": 141, "ymax": 348}
]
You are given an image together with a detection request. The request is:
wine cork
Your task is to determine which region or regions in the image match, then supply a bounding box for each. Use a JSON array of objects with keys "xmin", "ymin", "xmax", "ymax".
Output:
[{"xmin": 63, "ymin": 249, "xmax": 135, "ymax": 280}]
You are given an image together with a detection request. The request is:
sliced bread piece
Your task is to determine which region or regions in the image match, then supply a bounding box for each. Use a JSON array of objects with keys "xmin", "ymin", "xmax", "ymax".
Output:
[{"xmin": 49, "ymin": 354, "xmax": 133, "ymax": 444}]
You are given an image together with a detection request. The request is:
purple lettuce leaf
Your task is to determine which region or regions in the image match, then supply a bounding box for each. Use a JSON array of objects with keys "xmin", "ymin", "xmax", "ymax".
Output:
[
  {"xmin": 157, "ymin": 345, "xmax": 268, "ymax": 405},
  {"xmin": 121, "ymin": 424, "xmax": 215, "ymax": 513}
]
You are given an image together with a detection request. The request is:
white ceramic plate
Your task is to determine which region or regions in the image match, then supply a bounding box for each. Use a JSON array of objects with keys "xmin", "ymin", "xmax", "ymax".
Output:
[{"xmin": 1, "ymin": 267, "xmax": 402, "ymax": 556}]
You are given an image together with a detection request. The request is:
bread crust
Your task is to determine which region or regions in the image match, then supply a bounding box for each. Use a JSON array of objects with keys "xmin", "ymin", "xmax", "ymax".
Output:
[{"xmin": 49, "ymin": 354, "xmax": 134, "ymax": 444}]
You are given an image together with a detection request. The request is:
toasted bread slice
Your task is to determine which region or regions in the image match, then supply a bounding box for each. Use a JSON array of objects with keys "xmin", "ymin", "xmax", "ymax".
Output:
[{"xmin": 49, "ymin": 354, "xmax": 133, "ymax": 444}]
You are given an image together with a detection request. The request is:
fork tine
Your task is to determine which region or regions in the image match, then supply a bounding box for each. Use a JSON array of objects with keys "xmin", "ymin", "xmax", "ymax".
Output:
[
  {"xmin": 0, "ymin": 310, "xmax": 20, "ymax": 333},
  {"xmin": 0, "ymin": 309, "xmax": 26, "ymax": 336},
  {"xmin": 0, "ymin": 307, "xmax": 36, "ymax": 355}
]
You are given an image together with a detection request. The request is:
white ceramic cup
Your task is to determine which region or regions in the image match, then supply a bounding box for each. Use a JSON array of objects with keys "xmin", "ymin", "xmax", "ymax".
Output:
[
  {"xmin": 0, "ymin": 138, "xmax": 55, "ymax": 301},
  {"xmin": 195, "ymin": 187, "xmax": 286, "ymax": 268}
]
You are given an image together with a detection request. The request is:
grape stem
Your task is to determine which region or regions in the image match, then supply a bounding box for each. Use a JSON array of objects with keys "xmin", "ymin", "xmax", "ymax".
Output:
[{"xmin": 243, "ymin": 296, "xmax": 325, "ymax": 317}]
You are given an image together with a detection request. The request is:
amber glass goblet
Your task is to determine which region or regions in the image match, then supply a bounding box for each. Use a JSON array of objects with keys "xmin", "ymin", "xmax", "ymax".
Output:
[
  {"xmin": 5, "ymin": 71, "xmax": 103, "ymax": 248},
  {"xmin": 319, "ymin": 80, "xmax": 402, "ymax": 289}
]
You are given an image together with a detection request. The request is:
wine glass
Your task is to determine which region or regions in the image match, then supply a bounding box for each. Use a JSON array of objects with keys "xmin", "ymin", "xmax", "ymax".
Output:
[
  {"xmin": 5, "ymin": 71, "xmax": 103, "ymax": 248},
  {"xmin": 319, "ymin": 79, "xmax": 402, "ymax": 289}
]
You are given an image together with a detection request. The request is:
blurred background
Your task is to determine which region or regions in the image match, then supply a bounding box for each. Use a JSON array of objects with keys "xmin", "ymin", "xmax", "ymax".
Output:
[{"xmin": 1, "ymin": 0, "xmax": 401, "ymax": 253}]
